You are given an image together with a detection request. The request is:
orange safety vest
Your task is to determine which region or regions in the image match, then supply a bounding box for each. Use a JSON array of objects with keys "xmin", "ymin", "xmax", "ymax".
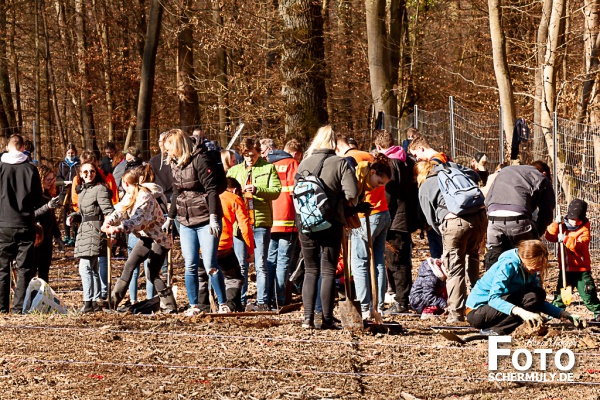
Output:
[{"xmin": 271, "ymin": 157, "xmax": 298, "ymax": 233}]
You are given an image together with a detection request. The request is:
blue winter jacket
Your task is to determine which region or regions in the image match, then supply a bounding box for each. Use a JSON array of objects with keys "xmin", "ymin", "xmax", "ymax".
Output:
[
  {"xmin": 409, "ymin": 260, "xmax": 447, "ymax": 314},
  {"xmin": 466, "ymin": 249, "xmax": 562, "ymax": 318}
]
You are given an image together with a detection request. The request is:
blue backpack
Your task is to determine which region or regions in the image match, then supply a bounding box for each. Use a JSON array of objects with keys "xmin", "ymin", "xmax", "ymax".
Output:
[
  {"xmin": 293, "ymin": 155, "xmax": 333, "ymax": 234},
  {"xmin": 435, "ymin": 163, "xmax": 484, "ymax": 216}
]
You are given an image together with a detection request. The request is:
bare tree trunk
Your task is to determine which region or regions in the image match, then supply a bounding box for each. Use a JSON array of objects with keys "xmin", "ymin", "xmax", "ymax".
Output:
[
  {"xmin": 541, "ymin": 0, "xmax": 572, "ymax": 200},
  {"xmin": 41, "ymin": 0, "xmax": 65, "ymax": 149},
  {"xmin": 366, "ymin": 0, "xmax": 396, "ymax": 121},
  {"xmin": 133, "ymin": 0, "xmax": 162, "ymax": 160},
  {"xmin": 0, "ymin": 0, "xmax": 16, "ymax": 131},
  {"xmin": 10, "ymin": 0, "xmax": 21, "ymax": 128},
  {"xmin": 279, "ymin": 0, "xmax": 329, "ymax": 143},
  {"xmin": 533, "ymin": 0, "xmax": 553, "ymax": 159},
  {"xmin": 35, "ymin": 0, "xmax": 41, "ymax": 157},
  {"xmin": 488, "ymin": 0, "xmax": 515, "ymax": 155},
  {"xmin": 178, "ymin": 0, "xmax": 200, "ymax": 134},
  {"xmin": 336, "ymin": 0, "xmax": 353, "ymax": 126},
  {"xmin": 92, "ymin": 0, "xmax": 114, "ymax": 140},
  {"xmin": 124, "ymin": 0, "xmax": 146, "ymax": 144},
  {"xmin": 75, "ymin": 0, "xmax": 98, "ymax": 154},
  {"xmin": 388, "ymin": 0, "xmax": 405, "ymax": 119},
  {"xmin": 577, "ymin": 0, "xmax": 599, "ymax": 123}
]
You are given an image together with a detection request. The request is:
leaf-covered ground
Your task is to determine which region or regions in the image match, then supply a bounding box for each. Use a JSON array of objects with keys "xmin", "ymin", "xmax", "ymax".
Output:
[{"xmin": 0, "ymin": 234, "xmax": 599, "ymax": 399}]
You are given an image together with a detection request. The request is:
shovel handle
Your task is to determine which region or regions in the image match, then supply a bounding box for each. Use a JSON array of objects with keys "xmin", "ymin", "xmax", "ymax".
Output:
[
  {"xmin": 558, "ymin": 220, "xmax": 568, "ymax": 286},
  {"xmin": 365, "ymin": 213, "xmax": 383, "ymax": 324},
  {"xmin": 106, "ymin": 235, "xmax": 112, "ymax": 309}
]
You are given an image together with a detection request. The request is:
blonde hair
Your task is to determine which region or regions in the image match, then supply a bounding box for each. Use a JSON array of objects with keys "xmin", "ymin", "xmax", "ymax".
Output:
[
  {"xmin": 221, "ymin": 149, "xmax": 236, "ymax": 172},
  {"xmin": 517, "ymin": 239, "xmax": 549, "ymax": 284},
  {"xmin": 120, "ymin": 167, "xmax": 151, "ymax": 214},
  {"xmin": 164, "ymin": 129, "xmax": 195, "ymax": 167},
  {"xmin": 305, "ymin": 125, "xmax": 336, "ymax": 158},
  {"xmin": 414, "ymin": 160, "xmax": 435, "ymax": 187}
]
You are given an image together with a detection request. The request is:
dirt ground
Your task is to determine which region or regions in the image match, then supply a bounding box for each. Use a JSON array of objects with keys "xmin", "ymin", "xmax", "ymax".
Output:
[{"xmin": 1, "ymin": 233, "xmax": 599, "ymax": 399}]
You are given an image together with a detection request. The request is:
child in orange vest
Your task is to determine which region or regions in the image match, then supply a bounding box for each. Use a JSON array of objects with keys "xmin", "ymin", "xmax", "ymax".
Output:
[{"xmin": 545, "ymin": 199, "xmax": 600, "ymax": 321}]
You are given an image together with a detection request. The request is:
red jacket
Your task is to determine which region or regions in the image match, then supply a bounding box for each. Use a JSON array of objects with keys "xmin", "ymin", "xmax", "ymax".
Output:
[
  {"xmin": 545, "ymin": 221, "xmax": 591, "ymax": 272},
  {"xmin": 268, "ymin": 151, "xmax": 298, "ymax": 233}
]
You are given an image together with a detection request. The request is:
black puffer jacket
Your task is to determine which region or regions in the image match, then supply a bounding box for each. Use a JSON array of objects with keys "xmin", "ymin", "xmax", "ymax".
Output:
[
  {"xmin": 386, "ymin": 156, "xmax": 420, "ymax": 233},
  {"xmin": 74, "ymin": 183, "xmax": 114, "ymax": 258},
  {"xmin": 169, "ymin": 144, "xmax": 223, "ymax": 227},
  {"xmin": 56, "ymin": 158, "xmax": 80, "ymax": 202}
]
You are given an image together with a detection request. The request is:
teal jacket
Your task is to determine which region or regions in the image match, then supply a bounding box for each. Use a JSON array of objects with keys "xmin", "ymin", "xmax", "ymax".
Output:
[
  {"xmin": 466, "ymin": 249, "xmax": 562, "ymax": 318},
  {"xmin": 227, "ymin": 158, "xmax": 281, "ymax": 228}
]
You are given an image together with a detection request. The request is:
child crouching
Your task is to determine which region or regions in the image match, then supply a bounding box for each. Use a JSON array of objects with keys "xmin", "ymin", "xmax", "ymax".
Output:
[
  {"xmin": 409, "ymin": 258, "xmax": 448, "ymax": 319},
  {"xmin": 545, "ymin": 198, "xmax": 600, "ymax": 322}
]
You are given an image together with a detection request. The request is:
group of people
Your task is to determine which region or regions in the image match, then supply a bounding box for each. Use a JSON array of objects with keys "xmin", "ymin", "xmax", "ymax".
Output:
[{"xmin": 0, "ymin": 125, "xmax": 597, "ymax": 336}]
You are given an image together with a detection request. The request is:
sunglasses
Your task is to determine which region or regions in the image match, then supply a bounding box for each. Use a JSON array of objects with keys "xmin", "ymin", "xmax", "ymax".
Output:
[{"xmin": 82, "ymin": 170, "xmax": 96, "ymax": 175}]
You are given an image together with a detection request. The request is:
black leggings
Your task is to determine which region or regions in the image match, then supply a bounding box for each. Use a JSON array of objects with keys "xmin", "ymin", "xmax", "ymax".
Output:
[
  {"xmin": 300, "ymin": 223, "xmax": 343, "ymax": 324},
  {"xmin": 119, "ymin": 237, "xmax": 168, "ymax": 293}
]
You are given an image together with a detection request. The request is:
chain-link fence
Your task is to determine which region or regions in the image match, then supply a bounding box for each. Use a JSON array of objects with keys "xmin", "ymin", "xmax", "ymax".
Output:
[{"xmin": 385, "ymin": 98, "xmax": 600, "ymax": 252}]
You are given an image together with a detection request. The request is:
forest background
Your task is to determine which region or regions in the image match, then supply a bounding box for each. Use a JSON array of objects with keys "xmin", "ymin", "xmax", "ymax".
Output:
[{"xmin": 0, "ymin": 0, "xmax": 595, "ymax": 165}]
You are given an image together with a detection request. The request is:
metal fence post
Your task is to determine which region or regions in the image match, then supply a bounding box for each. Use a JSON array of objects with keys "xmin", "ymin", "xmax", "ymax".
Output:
[
  {"xmin": 499, "ymin": 105, "xmax": 504, "ymax": 164},
  {"xmin": 414, "ymin": 104, "xmax": 419, "ymax": 129},
  {"xmin": 449, "ymin": 96, "xmax": 456, "ymax": 160}
]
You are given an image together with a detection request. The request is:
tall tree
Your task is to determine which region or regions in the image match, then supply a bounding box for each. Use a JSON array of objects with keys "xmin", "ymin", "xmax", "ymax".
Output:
[
  {"xmin": 366, "ymin": 0, "xmax": 396, "ymax": 123},
  {"xmin": 178, "ymin": 0, "xmax": 200, "ymax": 133},
  {"xmin": 75, "ymin": 0, "xmax": 98, "ymax": 153},
  {"xmin": 93, "ymin": 0, "xmax": 115, "ymax": 140},
  {"xmin": 279, "ymin": 0, "xmax": 328, "ymax": 143},
  {"xmin": 0, "ymin": 0, "xmax": 16, "ymax": 131},
  {"xmin": 577, "ymin": 0, "xmax": 600, "ymax": 123},
  {"xmin": 133, "ymin": 0, "xmax": 162, "ymax": 160},
  {"xmin": 488, "ymin": 0, "xmax": 515, "ymax": 155}
]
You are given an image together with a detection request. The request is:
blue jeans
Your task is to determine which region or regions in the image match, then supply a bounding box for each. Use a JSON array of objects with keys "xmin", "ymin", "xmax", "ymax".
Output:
[
  {"xmin": 315, "ymin": 275, "xmax": 322, "ymax": 313},
  {"xmin": 127, "ymin": 234, "xmax": 154, "ymax": 302},
  {"xmin": 351, "ymin": 211, "xmax": 391, "ymax": 311},
  {"xmin": 253, "ymin": 227, "xmax": 271, "ymax": 305},
  {"xmin": 79, "ymin": 257, "xmax": 100, "ymax": 301},
  {"xmin": 233, "ymin": 235, "xmax": 249, "ymax": 305},
  {"xmin": 99, "ymin": 256, "xmax": 108, "ymax": 299},
  {"xmin": 427, "ymin": 229, "xmax": 443, "ymax": 259},
  {"xmin": 179, "ymin": 222, "xmax": 226, "ymax": 306},
  {"xmin": 267, "ymin": 232, "xmax": 297, "ymax": 306}
]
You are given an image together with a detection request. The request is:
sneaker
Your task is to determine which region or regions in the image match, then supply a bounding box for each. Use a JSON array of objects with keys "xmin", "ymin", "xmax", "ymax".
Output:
[
  {"xmin": 384, "ymin": 302, "xmax": 409, "ymax": 315},
  {"xmin": 384, "ymin": 292, "xmax": 395, "ymax": 305},
  {"xmin": 184, "ymin": 305, "xmax": 201, "ymax": 316},
  {"xmin": 362, "ymin": 309, "xmax": 372, "ymax": 320},
  {"xmin": 446, "ymin": 312, "xmax": 465, "ymax": 324},
  {"xmin": 479, "ymin": 328, "xmax": 499, "ymax": 336},
  {"xmin": 302, "ymin": 318, "xmax": 314, "ymax": 329},
  {"xmin": 247, "ymin": 303, "xmax": 270, "ymax": 312},
  {"xmin": 320, "ymin": 320, "xmax": 342, "ymax": 330},
  {"xmin": 314, "ymin": 312, "xmax": 323, "ymax": 329},
  {"xmin": 218, "ymin": 304, "xmax": 231, "ymax": 314},
  {"xmin": 421, "ymin": 312, "xmax": 436, "ymax": 320}
]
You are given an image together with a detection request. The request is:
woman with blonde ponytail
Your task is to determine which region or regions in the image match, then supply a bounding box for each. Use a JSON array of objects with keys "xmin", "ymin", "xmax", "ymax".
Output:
[{"xmin": 102, "ymin": 167, "xmax": 177, "ymax": 313}]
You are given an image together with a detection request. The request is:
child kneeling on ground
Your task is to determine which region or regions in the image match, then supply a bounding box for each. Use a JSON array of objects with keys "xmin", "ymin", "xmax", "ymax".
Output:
[
  {"xmin": 465, "ymin": 240, "xmax": 583, "ymax": 335},
  {"xmin": 102, "ymin": 165, "xmax": 177, "ymax": 313},
  {"xmin": 409, "ymin": 258, "xmax": 448, "ymax": 319},
  {"xmin": 545, "ymin": 198, "xmax": 600, "ymax": 322}
]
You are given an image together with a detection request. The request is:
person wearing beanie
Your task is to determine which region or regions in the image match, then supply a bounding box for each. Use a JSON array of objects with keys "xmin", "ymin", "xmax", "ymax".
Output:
[
  {"xmin": 545, "ymin": 198, "xmax": 600, "ymax": 321},
  {"xmin": 409, "ymin": 258, "xmax": 448, "ymax": 319}
]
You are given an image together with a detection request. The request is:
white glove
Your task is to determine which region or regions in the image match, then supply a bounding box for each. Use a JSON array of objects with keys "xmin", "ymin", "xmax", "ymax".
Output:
[
  {"xmin": 48, "ymin": 195, "xmax": 61, "ymax": 209},
  {"xmin": 161, "ymin": 217, "xmax": 173, "ymax": 233},
  {"xmin": 63, "ymin": 180, "xmax": 72, "ymax": 185},
  {"xmin": 557, "ymin": 233, "xmax": 566, "ymax": 242},
  {"xmin": 555, "ymin": 214, "xmax": 562, "ymax": 224},
  {"xmin": 209, "ymin": 214, "xmax": 221, "ymax": 238},
  {"xmin": 66, "ymin": 215, "xmax": 73, "ymax": 227},
  {"xmin": 512, "ymin": 306, "xmax": 544, "ymax": 328}
]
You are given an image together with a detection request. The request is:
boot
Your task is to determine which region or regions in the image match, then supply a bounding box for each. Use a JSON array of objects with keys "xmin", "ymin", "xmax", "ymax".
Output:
[
  {"xmin": 92, "ymin": 301, "xmax": 102, "ymax": 312},
  {"xmin": 159, "ymin": 287, "xmax": 178, "ymax": 314},
  {"xmin": 80, "ymin": 301, "xmax": 94, "ymax": 313},
  {"xmin": 110, "ymin": 279, "xmax": 129, "ymax": 310}
]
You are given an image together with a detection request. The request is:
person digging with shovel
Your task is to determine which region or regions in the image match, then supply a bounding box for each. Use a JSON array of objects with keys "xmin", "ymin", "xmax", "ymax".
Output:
[
  {"xmin": 545, "ymin": 199, "xmax": 600, "ymax": 322},
  {"xmin": 101, "ymin": 166, "xmax": 177, "ymax": 314},
  {"xmin": 465, "ymin": 240, "xmax": 585, "ymax": 336}
]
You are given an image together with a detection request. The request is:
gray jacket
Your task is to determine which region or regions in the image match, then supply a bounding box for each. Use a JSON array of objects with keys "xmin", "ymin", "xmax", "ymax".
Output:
[
  {"xmin": 74, "ymin": 183, "xmax": 114, "ymax": 258},
  {"xmin": 418, "ymin": 162, "xmax": 480, "ymax": 235},
  {"xmin": 297, "ymin": 149, "xmax": 359, "ymax": 226},
  {"xmin": 485, "ymin": 165, "xmax": 555, "ymax": 234}
]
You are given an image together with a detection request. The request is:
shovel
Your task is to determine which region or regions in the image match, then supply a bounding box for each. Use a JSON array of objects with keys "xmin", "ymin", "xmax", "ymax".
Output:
[
  {"xmin": 558, "ymin": 218, "xmax": 573, "ymax": 306},
  {"xmin": 106, "ymin": 235, "xmax": 113, "ymax": 310},
  {"xmin": 339, "ymin": 227, "xmax": 363, "ymax": 330},
  {"xmin": 365, "ymin": 213, "xmax": 383, "ymax": 325}
]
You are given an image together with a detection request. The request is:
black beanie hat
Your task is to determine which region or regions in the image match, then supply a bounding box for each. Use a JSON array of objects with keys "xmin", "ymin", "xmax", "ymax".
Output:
[{"xmin": 566, "ymin": 199, "xmax": 587, "ymax": 221}]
